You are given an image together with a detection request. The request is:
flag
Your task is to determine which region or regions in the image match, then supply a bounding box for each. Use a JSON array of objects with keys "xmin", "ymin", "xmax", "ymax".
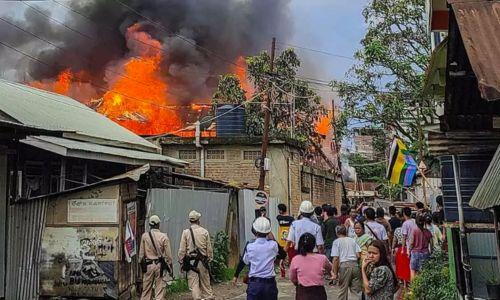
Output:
[{"xmin": 386, "ymin": 138, "xmax": 417, "ymax": 186}]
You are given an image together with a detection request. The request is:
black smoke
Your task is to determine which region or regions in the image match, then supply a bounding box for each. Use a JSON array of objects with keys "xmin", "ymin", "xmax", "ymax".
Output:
[{"xmin": 0, "ymin": 0, "xmax": 292, "ymax": 103}]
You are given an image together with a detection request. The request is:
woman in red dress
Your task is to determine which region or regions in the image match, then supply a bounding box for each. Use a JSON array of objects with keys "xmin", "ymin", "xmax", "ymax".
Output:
[{"xmin": 393, "ymin": 225, "xmax": 410, "ymax": 297}]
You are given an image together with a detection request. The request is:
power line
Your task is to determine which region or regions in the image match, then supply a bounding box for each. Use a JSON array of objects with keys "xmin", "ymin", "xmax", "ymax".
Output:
[
  {"xmin": 51, "ymin": 0, "xmax": 168, "ymax": 56},
  {"xmin": 22, "ymin": 1, "xmax": 93, "ymax": 40},
  {"xmin": 112, "ymin": 0, "xmax": 247, "ymax": 72},
  {"xmin": 0, "ymin": 40, "xmax": 192, "ymax": 113},
  {"xmin": 0, "ymin": 16, "xmax": 154, "ymax": 88},
  {"xmin": 271, "ymin": 81, "xmax": 319, "ymax": 99},
  {"xmin": 50, "ymin": 0, "xmax": 256, "ymax": 82},
  {"xmin": 276, "ymin": 41, "xmax": 355, "ymax": 61},
  {"xmin": 146, "ymin": 89, "xmax": 269, "ymax": 139},
  {"xmin": 19, "ymin": 1, "xmax": 195, "ymax": 100},
  {"xmin": 0, "ymin": 39, "xmax": 276, "ymax": 140}
]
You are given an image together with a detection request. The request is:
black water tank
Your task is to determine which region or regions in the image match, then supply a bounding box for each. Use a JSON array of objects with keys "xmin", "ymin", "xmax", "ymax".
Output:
[
  {"xmin": 216, "ymin": 104, "xmax": 246, "ymax": 137},
  {"xmin": 440, "ymin": 154, "xmax": 493, "ymax": 223}
]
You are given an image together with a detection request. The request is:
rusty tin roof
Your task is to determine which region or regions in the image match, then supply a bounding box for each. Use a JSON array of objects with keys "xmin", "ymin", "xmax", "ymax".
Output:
[{"xmin": 449, "ymin": 0, "xmax": 500, "ymax": 101}]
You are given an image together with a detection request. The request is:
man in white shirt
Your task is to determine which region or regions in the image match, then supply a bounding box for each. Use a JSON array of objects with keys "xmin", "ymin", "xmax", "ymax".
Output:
[
  {"xmin": 243, "ymin": 217, "xmax": 279, "ymax": 300},
  {"xmin": 364, "ymin": 207, "xmax": 389, "ymax": 244},
  {"xmin": 331, "ymin": 225, "xmax": 361, "ymax": 300},
  {"xmin": 285, "ymin": 201, "xmax": 325, "ymax": 257}
]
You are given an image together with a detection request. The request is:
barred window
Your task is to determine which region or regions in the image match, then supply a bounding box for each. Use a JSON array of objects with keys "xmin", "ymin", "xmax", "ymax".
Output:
[
  {"xmin": 178, "ymin": 150, "xmax": 197, "ymax": 160},
  {"xmin": 243, "ymin": 150, "xmax": 261, "ymax": 161},
  {"xmin": 206, "ymin": 149, "xmax": 225, "ymax": 160}
]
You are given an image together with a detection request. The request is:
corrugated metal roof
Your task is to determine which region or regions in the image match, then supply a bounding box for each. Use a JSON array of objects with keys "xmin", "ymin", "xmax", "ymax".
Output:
[
  {"xmin": 20, "ymin": 135, "xmax": 188, "ymax": 167},
  {"xmin": 25, "ymin": 164, "xmax": 151, "ymax": 201},
  {"xmin": 449, "ymin": 0, "xmax": 500, "ymax": 101},
  {"xmin": 0, "ymin": 79, "xmax": 158, "ymax": 151},
  {"xmin": 469, "ymin": 145, "xmax": 500, "ymax": 209}
]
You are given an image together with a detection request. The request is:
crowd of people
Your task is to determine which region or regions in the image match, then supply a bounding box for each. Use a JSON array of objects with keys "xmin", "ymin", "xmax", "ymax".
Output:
[
  {"xmin": 236, "ymin": 199, "xmax": 445, "ymax": 300},
  {"xmin": 137, "ymin": 199, "xmax": 445, "ymax": 300}
]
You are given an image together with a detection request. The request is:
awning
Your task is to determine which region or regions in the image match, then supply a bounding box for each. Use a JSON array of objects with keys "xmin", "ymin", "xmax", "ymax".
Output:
[
  {"xmin": 449, "ymin": 0, "xmax": 500, "ymax": 101},
  {"xmin": 469, "ymin": 145, "xmax": 500, "ymax": 209},
  {"xmin": 423, "ymin": 37, "xmax": 448, "ymax": 97},
  {"xmin": 20, "ymin": 135, "xmax": 188, "ymax": 168}
]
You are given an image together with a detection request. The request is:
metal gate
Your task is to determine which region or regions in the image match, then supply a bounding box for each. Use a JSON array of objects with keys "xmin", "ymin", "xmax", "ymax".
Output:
[{"xmin": 145, "ymin": 188, "xmax": 230, "ymax": 276}]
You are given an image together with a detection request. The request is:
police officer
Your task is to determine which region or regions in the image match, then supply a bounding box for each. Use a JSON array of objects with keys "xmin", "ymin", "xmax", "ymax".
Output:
[
  {"xmin": 178, "ymin": 210, "xmax": 214, "ymax": 300},
  {"xmin": 243, "ymin": 217, "xmax": 279, "ymax": 300},
  {"xmin": 285, "ymin": 200, "xmax": 325, "ymax": 259},
  {"xmin": 139, "ymin": 215, "xmax": 173, "ymax": 300}
]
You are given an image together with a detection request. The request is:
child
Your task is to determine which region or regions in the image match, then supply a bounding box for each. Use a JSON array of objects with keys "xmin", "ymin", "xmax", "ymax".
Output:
[{"xmin": 243, "ymin": 217, "xmax": 282, "ymax": 300}]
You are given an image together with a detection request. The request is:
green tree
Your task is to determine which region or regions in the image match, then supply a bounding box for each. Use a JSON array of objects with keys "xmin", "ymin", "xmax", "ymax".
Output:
[
  {"xmin": 332, "ymin": 0, "xmax": 434, "ymax": 145},
  {"xmin": 212, "ymin": 49, "xmax": 326, "ymax": 145},
  {"xmin": 347, "ymin": 152, "xmax": 400, "ymax": 199},
  {"xmin": 348, "ymin": 153, "xmax": 386, "ymax": 181},
  {"xmin": 212, "ymin": 74, "xmax": 246, "ymax": 106}
]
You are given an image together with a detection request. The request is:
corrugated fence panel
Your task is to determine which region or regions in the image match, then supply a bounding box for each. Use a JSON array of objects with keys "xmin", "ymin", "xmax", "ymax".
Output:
[
  {"xmin": 6, "ymin": 199, "xmax": 47, "ymax": 300},
  {"xmin": 467, "ymin": 231, "xmax": 498, "ymax": 298},
  {"xmin": 146, "ymin": 188, "xmax": 230, "ymax": 276}
]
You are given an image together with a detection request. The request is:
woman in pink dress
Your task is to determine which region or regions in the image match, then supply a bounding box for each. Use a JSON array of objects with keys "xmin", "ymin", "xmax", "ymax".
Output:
[{"xmin": 289, "ymin": 233, "xmax": 332, "ymax": 300}]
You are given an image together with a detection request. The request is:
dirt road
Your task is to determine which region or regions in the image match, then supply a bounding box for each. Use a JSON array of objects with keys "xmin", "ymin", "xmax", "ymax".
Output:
[{"xmin": 171, "ymin": 276, "xmax": 348, "ymax": 299}]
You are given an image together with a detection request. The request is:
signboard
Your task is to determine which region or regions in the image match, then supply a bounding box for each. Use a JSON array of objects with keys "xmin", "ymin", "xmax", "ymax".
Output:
[
  {"xmin": 253, "ymin": 190, "xmax": 268, "ymax": 208},
  {"xmin": 40, "ymin": 227, "xmax": 118, "ymax": 297},
  {"xmin": 68, "ymin": 199, "xmax": 117, "ymax": 223},
  {"xmin": 124, "ymin": 202, "xmax": 137, "ymax": 262}
]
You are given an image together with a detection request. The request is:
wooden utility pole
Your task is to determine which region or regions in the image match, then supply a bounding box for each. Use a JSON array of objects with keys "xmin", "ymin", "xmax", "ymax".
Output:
[
  {"xmin": 331, "ymin": 100, "xmax": 349, "ymax": 204},
  {"xmin": 258, "ymin": 37, "xmax": 276, "ymax": 190}
]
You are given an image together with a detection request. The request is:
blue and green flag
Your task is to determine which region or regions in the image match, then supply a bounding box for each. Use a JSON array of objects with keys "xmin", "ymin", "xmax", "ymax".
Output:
[{"xmin": 386, "ymin": 138, "xmax": 417, "ymax": 187}]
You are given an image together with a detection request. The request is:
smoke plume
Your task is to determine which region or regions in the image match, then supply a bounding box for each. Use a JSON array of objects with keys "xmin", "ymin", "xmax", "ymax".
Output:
[{"xmin": 0, "ymin": 0, "xmax": 292, "ymax": 103}]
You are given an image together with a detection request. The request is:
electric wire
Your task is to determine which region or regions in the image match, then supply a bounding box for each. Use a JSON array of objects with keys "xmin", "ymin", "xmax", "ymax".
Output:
[
  {"xmin": 112, "ymin": 0, "xmax": 248, "ymax": 72},
  {"xmin": 0, "ymin": 40, "xmax": 188, "ymax": 112},
  {"xmin": 0, "ymin": 16, "xmax": 154, "ymax": 88},
  {"xmin": 276, "ymin": 41, "xmax": 355, "ymax": 61}
]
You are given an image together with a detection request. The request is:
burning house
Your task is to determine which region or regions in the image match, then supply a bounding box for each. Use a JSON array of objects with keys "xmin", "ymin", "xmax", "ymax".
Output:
[{"xmin": 0, "ymin": 0, "xmax": 292, "ymax": 137}]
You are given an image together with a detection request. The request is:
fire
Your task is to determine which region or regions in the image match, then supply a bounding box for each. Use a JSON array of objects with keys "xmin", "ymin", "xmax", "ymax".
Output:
[
  {"xmin": 97, "ymin": 24, "xmax": 183, "ymax": 135},
  {"xmin": 26, "ymin": 23, "xmax": 255, "ymax": 137},
  {"xmin": 29, "ymin": 69, "xmax": 72, "ymax": 96},
  {"xmin": 315, "ymin": 111, "xmax": 332, "ymax": 136},
  {"xmin": 233, "ymin": 56, "xmax": 254, "ymax": 99}
]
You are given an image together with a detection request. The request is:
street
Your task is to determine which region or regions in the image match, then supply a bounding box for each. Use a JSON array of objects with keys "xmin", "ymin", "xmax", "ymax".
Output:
[
  {"xmin": 0, "ymin": 0, "xmax": 499, "ymax": 299},
  {"xmin": 173, "ymin": 277, "xmax": 351, "ymax": 300}
]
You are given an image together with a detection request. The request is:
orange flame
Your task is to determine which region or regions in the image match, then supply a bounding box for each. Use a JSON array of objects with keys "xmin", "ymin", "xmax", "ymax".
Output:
[
  {"xmin": 29, "ymin": 69, "xmax": 72, "ymax": 96},
  {"xmin": 315, "ymin": 111, "xmax": 332, "ymax": 136},
  {"xmin": 96, "ymin": 24, "xmax": 182, "ymax": 135},
  {"xmin": 27, "ymin": 24, "xmax": 257, "ymax": 137},
  {"xmin": 233, "ymin": 56, "xmax": 254, "ymax": 99}
]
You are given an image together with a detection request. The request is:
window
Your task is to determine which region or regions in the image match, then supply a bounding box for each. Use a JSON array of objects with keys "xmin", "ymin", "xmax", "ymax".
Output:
[
  {"xmin": 24, "ymin": 161, "xmax": 44, "ymax": 198},
  {"xmin": 178, "ymin": 150, "xmax": 197, "ymax": 160},
  {"xmin": 243, "ymin": 150, "xmax": 261, "ymax": 161},
  {"xmin": 206, "ymin": 149, "xmax": 225, "ymax": 160}
]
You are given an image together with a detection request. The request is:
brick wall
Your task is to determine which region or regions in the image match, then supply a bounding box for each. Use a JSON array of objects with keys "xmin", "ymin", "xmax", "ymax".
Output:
[
  {"xmin": 164, "ymin": 144, "xmax": 261, "ymax": 187},
  {"xmin": 162, "ymin": 142, "xmax": 342, "ymax": 216}
]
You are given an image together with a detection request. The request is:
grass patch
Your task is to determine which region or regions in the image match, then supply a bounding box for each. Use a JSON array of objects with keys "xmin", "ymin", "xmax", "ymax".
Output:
[
  {"xmin": 221, "ymin": 267, "xmax": 236, "ymax": 282},
  {"xmin": 167, "ymin": 267, "xmax": 236, "ymax": 296},
  {"xmin": 166, "ymin": 278, "xmax": 189, "ymax": 294}
]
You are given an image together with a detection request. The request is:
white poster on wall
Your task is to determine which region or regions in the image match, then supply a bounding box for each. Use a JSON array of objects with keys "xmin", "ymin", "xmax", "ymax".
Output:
[{"xmin": 68, "ymin": 199, "xmax": 118, "ymax": 223}]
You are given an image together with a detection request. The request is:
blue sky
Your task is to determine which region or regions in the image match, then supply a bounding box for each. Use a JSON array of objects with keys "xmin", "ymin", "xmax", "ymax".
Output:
[
  {"xmin": 288, "ymin": 0, "xmax": 368, "ymax": 84},
  {"xmin": 288, "ymin": 0, "xmax": 370, "ymax": 150}
]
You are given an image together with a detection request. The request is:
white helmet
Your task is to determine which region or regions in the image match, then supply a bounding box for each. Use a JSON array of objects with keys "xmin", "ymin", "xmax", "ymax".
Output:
[
  {"xmin": 149, "ymin": 215, "xmax": 161, "ymax": 226},
  {"xmin": 253, "ymin": 217, "xmax": 271, "ymax": 234},
  {"xmin": 299, "ymin": 200, "xmax": 314, "ymax": 214},
  {"xmin": 189, "ymin": 210, "xmax": 202, "ymax": 221}
]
